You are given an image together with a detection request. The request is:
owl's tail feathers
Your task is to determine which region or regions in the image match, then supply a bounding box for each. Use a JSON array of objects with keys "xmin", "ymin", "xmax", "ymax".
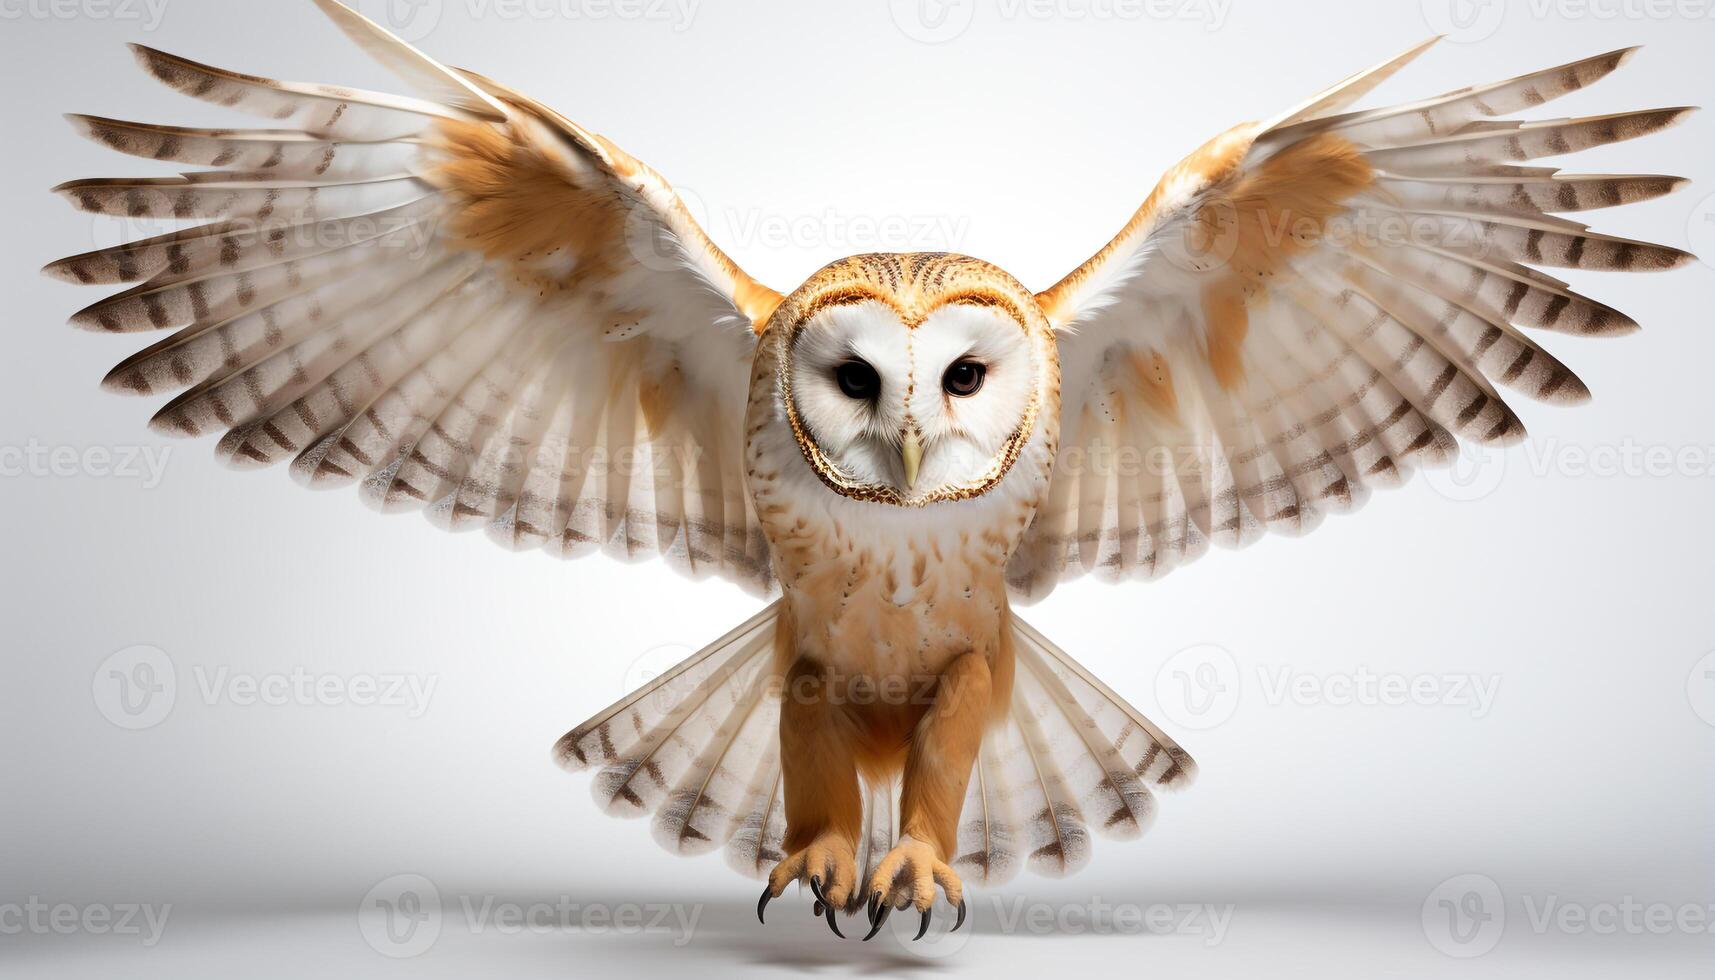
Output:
[
  {"xmin": 552, "ymin": 602, "xmax": 1198, "ymax": 894},
  {"xmin": 952, "ymin": 616, "xmax": 1197, "ymax": 888},
  {"xmin": 553, "ymin": 601, "xmax": 789, "ymax": 872},
  {"xmin": 550, "ymin": 599, "xmax": 886, "ymax": 890}
]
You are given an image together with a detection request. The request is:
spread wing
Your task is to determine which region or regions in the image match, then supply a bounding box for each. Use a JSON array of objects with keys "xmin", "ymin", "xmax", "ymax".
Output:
[
  {"xmin": 48, "ymin": 0, "xmax": 785, "ymax": 594},
  {"xmin": 1008, "ymin": 41, "xmax": 1695, "ymax": 600}
]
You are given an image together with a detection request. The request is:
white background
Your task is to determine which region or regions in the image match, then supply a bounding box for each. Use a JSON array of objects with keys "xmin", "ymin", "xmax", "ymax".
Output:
[{"xmin": 1, "ymin": 0, "xmax": 1712, "ymax": 976}]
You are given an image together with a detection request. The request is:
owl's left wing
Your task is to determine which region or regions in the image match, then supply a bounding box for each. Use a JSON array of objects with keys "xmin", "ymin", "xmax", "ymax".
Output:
[
  {"xmin": 49, "ymin": 1, "xmax": 785, "ymax": 594},
  {"xmin": 1009, "ymin": 40, "xmax": 1695, "ymax": 600}
]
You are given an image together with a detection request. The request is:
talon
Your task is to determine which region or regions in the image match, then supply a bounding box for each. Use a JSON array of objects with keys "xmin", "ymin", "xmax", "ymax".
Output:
[
  {"xmin": 824, "ymin": 900, "xmax": 845, "ymax": 938},
  {"xmin": 806, "ymin": 877, "xmax": 844, "ymax": 937},
  {"xmin": 864, "ymin": 837, "xmax": 964, "ymax": 940},
  {"xmin": 865, "ymin": 891, "xmax": 880, "ymax": 926},
  {"xmin": 757, "ymin": 885, "xmax": 773, "ymax": 925},
  {"xmin": 863, "ymin": 901, "xmax": 892, "ymax": 941}
]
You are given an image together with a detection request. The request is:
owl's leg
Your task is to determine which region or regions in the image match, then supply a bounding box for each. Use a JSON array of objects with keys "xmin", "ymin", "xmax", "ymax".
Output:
[
  {"xmin": 758, "ymin": 656, "xmax": 861, "ymax": 938},
  {"xmin": 862, "ymin": 650, "xmax": 990, "ymax": 941}
]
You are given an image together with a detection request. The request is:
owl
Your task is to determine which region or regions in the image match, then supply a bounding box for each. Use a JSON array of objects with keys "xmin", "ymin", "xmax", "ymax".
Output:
[{"xmin": 49, "ymin": 1, "xmax": 1695, "ymax": 942}]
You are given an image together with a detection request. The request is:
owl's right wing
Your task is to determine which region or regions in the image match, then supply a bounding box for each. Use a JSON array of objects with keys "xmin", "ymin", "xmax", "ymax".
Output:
[
  {"xmin": 48, "ymin": 1, "xmax": 785, "ymax": 594},
  {"xmin": 1009, "ymin": 40, "xmax": 1695, "ymax": 600}
]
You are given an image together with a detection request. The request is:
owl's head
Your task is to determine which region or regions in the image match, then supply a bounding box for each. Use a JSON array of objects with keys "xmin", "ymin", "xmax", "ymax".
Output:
[{"xmin": 765, "ymin": 254, "xmax": 1057, "ymax": 507}]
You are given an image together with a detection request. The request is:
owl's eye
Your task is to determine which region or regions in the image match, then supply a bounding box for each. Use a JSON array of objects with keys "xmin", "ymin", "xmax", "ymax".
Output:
[
  {"xmin": 834, "ymin": 359, "xmax": 881, "ymax": 400},
  {"xmin": 942, "ymin": 360, "xmax": 986, "ymax": 397}
]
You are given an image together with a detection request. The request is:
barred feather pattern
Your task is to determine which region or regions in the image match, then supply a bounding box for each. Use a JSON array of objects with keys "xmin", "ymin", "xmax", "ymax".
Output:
[
  {"xmin": 724, "ymin": 760, "xmax": 789, "ymax": 879},
  {"xmin": 950, "ymin": 616, "xmax": 1195, "ymax": 884},
  {"xmin": 973, "ymin": 685, "xmax": 1094, "ymax": 879},
  {"xmin": 1011, "ymin": 41, "xmax": 1694, "ymax": 600},
  {"xmin": 50, "ymin": 9, "xmax": 782, "ymax": 595},
  {"xmin": 555, "ymin": 604, "xmax": 779, "ymax": 773}
]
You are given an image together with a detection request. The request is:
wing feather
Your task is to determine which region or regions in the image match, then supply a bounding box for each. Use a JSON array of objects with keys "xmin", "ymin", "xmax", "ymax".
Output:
[
  {"xmin": 1014, "ymin": 43, "xmax": 1693, "ymax": 599},
  {"xmin": 52, "ymin": 3, "xmax": 785, "ymax": 595}
]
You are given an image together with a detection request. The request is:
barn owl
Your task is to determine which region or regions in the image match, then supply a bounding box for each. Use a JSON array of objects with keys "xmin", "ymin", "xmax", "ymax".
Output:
[{"xmin": 49, "ymin": 0, "xmax": 1695, "ymax": 942}]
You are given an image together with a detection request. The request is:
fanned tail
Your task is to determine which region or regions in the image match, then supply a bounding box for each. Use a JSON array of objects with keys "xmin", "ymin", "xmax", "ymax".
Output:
[
  {"xmin": 558, "ymin": 604, "xmax": 1196, "ymax": 891},
  {"xmin": 555, "ymin": 603, "xmax": 780, "ymax": 831},
  {"xmin": 952, "ymin": 615, "xmax": 1196, "ymax": 886},
  {"xmin": 556, "ymin": 598, "xmax": 800, "ymax": 876},
  {"xmin": 1013, "ymin": 618, "xmax": 1198, "ymax": 789},
  {"xmin": 724, "ymin": 756, "xmax": 787, "ymax": 878}
]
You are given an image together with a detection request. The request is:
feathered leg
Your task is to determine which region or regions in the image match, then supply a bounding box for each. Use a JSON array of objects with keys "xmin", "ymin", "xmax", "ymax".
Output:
[
  {"xmin": 758, "ymin": 656, "xmax": 862, "ymax": 937},
  {"xmin": 863, "ymin": 650, "xmax": 990, "ymax": 939}
]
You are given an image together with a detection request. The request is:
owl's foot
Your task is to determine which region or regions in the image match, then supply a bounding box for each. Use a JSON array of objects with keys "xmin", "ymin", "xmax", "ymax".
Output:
[
  {"xmin": 860, "ymin": 835, "xmax": 968, "ymax": 941},
  {"xmin": 757, "ymin": 832, "xmax": 857, "ymax": 938}
]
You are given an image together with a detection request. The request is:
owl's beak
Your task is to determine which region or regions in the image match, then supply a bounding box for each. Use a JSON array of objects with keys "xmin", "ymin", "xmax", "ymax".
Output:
[{"xmin": 900, "ymin": 429, "xmax": 924, "ymax": 491}]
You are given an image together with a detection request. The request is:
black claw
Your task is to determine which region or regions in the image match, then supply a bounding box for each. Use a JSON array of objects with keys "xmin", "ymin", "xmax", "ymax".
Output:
[
  {"xmin": 953, "ymin": 899, "xmax": 968, "ymax": 933},
  {"xmin": 825, "ymin": 900, "xmax": 845, "ymax": 938},
  {"xmin": 757, "ymin": 885, "xmax": 773, "ymax": 925},
  {"xmin": 808, "ymin": 876, "xmax": 843, "ymax": 938},
  {"xmin": 812, "ymin": 901, "xmax": 824, "ymax": 916},
  {"xmin": 914, "ymin": 907, "xmax": 931, "ymax": 941},
  {"xmin": 862, "ymin": 901, "xmax": 892, "ymax": 941},
  {"xmin": 865, "ymin": 891, "xmax": 880, "ymax": 927}
]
